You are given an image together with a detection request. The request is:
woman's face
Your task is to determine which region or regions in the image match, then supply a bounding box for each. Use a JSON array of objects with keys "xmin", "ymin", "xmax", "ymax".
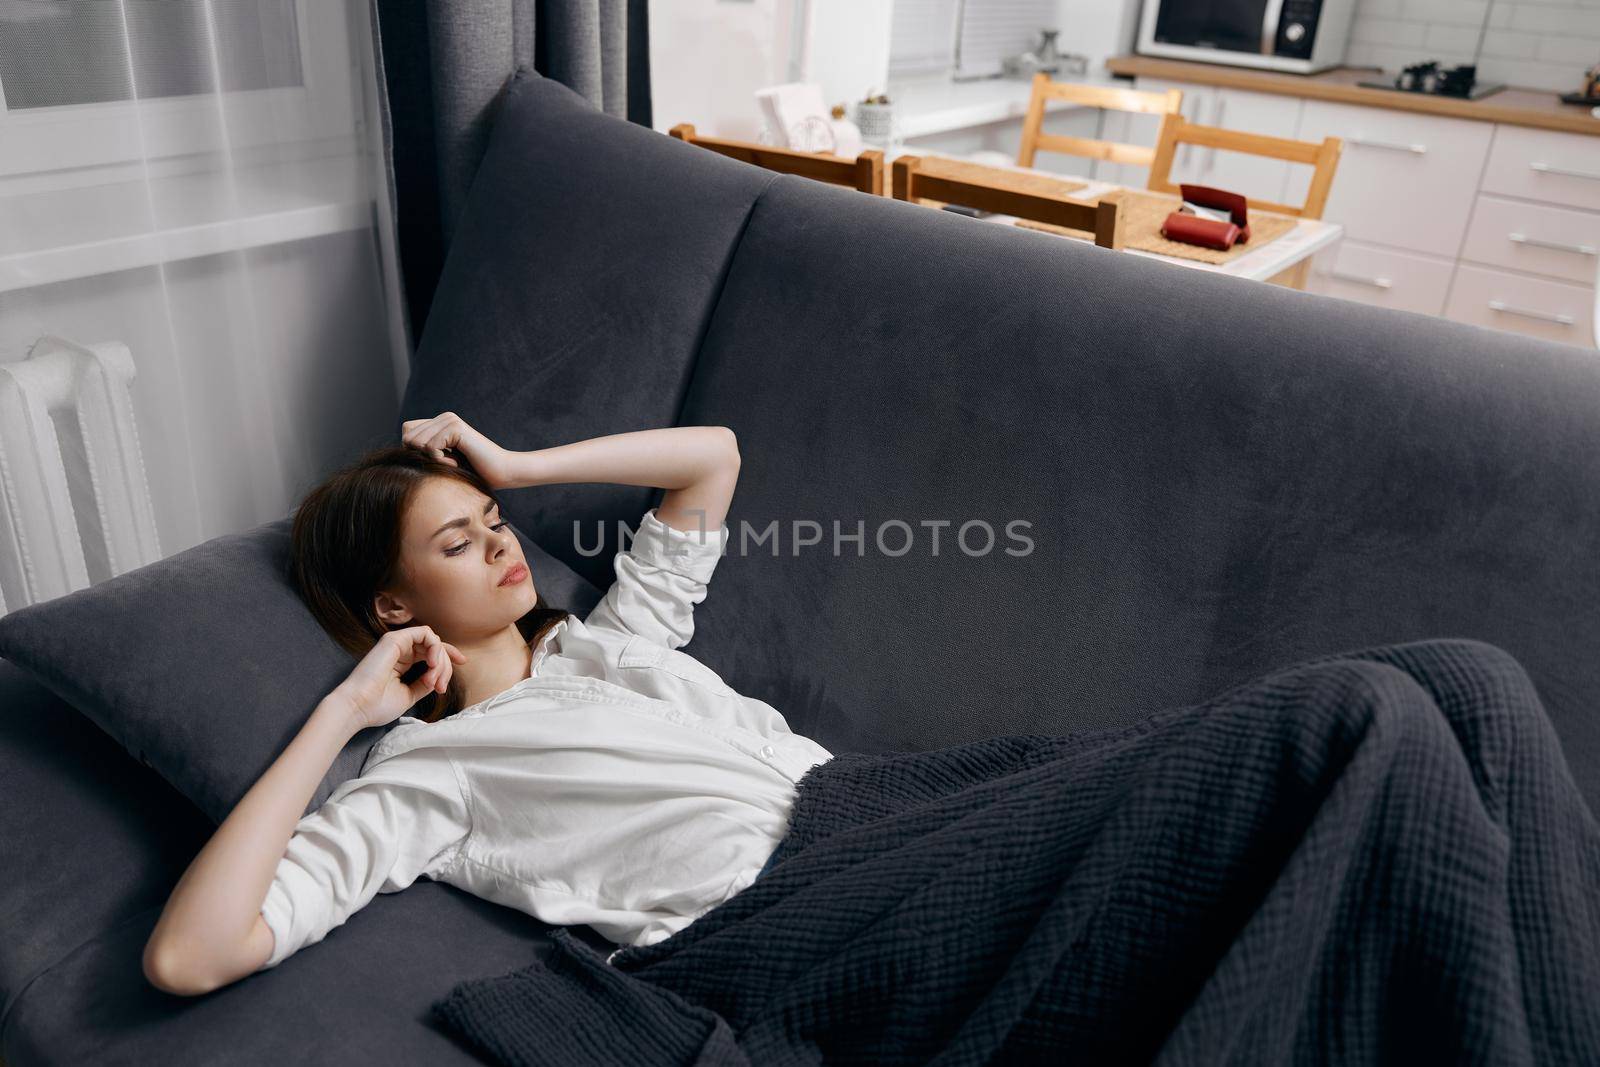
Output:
[{"xmin": 374, "ymin": 477, "xmax": 538, "ymax": 637}]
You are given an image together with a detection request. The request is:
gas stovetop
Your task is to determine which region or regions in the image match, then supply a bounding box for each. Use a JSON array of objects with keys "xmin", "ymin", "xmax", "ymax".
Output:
[
  {"xmin": 1356, "ymin": 79, "xmax": 1508, "ymax": 100},
  {"xmin": 1357, "ymin": 62, "xmax": 1506, "ymax": 100}
]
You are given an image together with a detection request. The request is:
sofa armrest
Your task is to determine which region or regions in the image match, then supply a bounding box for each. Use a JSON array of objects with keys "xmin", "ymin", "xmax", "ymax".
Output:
[{"xmin": 0, "ymin": 659, "xmax": 213, "ymax": 1018}]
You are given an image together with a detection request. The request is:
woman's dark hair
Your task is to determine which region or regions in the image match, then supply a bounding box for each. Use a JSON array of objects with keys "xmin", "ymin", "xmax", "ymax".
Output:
[{"xmin": 289, "ymin": 444, "xmax": 570, "ymax": 723}]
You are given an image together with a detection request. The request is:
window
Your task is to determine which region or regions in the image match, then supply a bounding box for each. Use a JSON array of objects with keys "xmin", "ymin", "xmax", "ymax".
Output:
[
  {"xmin": 0, "ymin": 0, "xmax": 353, "ymax": 181},
  {"xmin": 0, "ymin": 0, "xmax": 303, "ymax": 111},
  {"xmin": 888, "ymin": 0, "xmax": 1059, "ymax": 80}
]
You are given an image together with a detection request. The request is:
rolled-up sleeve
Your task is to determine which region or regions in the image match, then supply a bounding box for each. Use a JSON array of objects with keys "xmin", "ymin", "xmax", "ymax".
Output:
[
  {"xmin": 256, "ymin": 748, "xmax": 470, "ymax": 971},
  {"xmin": 583, "ymin": 507, "xmax": 728, "ymax": 650}
]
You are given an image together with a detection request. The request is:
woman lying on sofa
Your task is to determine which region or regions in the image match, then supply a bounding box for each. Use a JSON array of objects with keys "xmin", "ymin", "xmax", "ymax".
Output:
[
  {"xmin": 139, "ymin": 414, "xmax": 1600, "ymax": 1064},
  {"xmin": 140, "ymin": 414, "xmax": 790, "ymax": 985}
]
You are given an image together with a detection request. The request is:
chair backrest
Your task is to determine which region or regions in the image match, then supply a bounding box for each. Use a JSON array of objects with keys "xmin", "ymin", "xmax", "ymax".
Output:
[
  {"xmin": 668, "ymin": 123, "xmax": 884, "ymax": 195},
  {"xmin": 1148, "ymin": 116, "xmax": 1344, "ymax": 220},
  {"xmin": 890, "ymin": 155, "xmax": 1124, "ymax": 250},
  {"xmin": 1017, "ymin": 74, "xmax": 1184, "ymax": 170}
]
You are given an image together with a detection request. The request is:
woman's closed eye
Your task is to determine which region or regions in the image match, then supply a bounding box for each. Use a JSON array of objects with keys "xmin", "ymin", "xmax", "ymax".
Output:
[{"xmin": 446, "ymin": 520, "xmax": 509, "ymax": 556}]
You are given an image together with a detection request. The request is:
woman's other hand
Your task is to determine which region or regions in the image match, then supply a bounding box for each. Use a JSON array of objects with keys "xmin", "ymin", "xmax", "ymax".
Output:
[
  {"xmin": 333, "ymin": 625, "xmax": 466, "ymax": 731},
  {"xmin": 402, "ymin": 412, "xmax": 514, "ymax": 490}
]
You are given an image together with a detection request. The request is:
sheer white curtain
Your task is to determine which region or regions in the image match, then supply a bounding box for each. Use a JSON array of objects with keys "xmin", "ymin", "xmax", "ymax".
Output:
[{"xmin": 0, "ymin": 0, "xmax": 405, "ymax": 610}]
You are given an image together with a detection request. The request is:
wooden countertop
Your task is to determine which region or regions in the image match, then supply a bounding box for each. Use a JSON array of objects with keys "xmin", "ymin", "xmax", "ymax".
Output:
[{"xmin": 1106, "ymin": 55, "xmax": 1600, "ymax": 138}]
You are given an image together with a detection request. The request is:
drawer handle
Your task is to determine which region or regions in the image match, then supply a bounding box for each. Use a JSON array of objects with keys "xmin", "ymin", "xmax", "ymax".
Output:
[
  {"xmin": 1508, "ymin": 232, "xmax": 1598, "ymax": 257},
  {"xmin": 1348, "ymin": 137, "xmax": 1427, "ymax": 155},
  {"xmin": 1328, "ymin": 269, "xmax": 1393, "ymax": 289},
  {"xmin": 1487, "ymin": 299, "xmax": 1575, "ymax": 326},
  {"xmin": 1530, "ymin": 161, "xmax": 1600, "ymax": 183}
]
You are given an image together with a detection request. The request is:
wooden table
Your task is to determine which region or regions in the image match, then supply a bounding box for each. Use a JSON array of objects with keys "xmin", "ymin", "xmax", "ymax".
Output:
[{"xmin": 881, "ymin": 146, "xmax": 1344, "ymax": 285}]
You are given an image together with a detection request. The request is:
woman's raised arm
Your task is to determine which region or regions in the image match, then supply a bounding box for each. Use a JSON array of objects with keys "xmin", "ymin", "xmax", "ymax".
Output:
[
  {"xmin": 500, "ymin": 425, "xmax": 740, "ymax": 537},
  {"xmin": 142, "ymin": 692, "xmax": 364, "ymax": 995},
  {"xmin": 143, "ymin": 625, "xmax": 464, "ymax": 995}
]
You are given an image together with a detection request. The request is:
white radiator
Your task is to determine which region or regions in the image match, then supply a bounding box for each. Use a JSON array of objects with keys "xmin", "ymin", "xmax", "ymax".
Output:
[{"xmin": 0, "ymin": 335, "xmax": 162, "ymax": 615}]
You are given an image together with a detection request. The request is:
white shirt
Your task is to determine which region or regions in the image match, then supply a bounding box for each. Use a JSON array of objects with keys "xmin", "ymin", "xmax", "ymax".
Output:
[{"xmin": 256, "ymin": 507, "xmax": 834, "ymax": 971}]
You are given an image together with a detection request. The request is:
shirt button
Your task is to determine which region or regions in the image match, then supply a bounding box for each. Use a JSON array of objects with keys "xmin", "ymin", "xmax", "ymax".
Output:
[{"xmin": 760, "ymin": 744, "xmax": 775, "ymax": 759}]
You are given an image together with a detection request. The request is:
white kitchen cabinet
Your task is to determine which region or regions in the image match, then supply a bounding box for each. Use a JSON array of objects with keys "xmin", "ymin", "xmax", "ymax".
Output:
[
  {"xmin": 1481, "ymin": 126, "xmax": 1600, "ymax": 214},
  {"xmin": 1459, "ymin": 195, "xmax": 1600, "ymax": 286},
  {"xmin": 1290, "ymin": 100, "xmax": 1493, "ymax": 259},
  {"xmin": 1450, "ymin": 124, "xmax": 1599, "ymax": 349},
  {"xmin": 1309, "ymin": 240, "xmax": 1457, "ymax": 316},
  {"xmin": 1444, "ymin": 264, "xmax": 1595, "ymax": 346}
]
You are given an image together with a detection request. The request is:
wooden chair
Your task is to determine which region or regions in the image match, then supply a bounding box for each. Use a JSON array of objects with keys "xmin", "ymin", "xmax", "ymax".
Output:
[
  {"xmin": 1148, "ymin": 116, "xmax": 1343, "ymax": 288},
  {"xmin": 890, "ymin": 155, "xmax": 1124, "ymax": 251},
  {"xmin": 1148, "ymin": 117, "xmax": 1342, "ymax": 220},
  {"xmin": 1017, "ymin": 74, "xmax": 1184, "ymax": 172},
  {"xmin": 668, "ymin": 123, "xmax": 884, "ymax": 195}
]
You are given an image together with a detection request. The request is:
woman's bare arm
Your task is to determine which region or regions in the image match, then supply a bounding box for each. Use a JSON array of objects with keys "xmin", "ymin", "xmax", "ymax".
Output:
[
  {"xmin": 143, "ymin": 692, "xmax": 363, "ymax": 996},
  {"xmin": 501, "ymin": 426, "xmax": 740, "ymax": 536}
]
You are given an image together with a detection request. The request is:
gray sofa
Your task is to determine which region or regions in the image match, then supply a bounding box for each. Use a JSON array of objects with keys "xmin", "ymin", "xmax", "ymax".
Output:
[{"xmin": 5, "ymin": 68, "xmax": 1600, "ymax": 1064}]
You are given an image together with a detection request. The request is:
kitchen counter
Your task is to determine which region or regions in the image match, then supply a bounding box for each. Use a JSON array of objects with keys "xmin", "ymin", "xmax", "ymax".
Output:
[{"xmin": 1105, "ymin": 55, "xmax": 1600, "ymax": 138}]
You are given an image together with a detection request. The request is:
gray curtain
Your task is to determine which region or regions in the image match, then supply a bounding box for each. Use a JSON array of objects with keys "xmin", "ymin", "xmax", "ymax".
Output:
[{"xmin": 369, "ymin": 0, "xmax": 652, "ymax": 352}]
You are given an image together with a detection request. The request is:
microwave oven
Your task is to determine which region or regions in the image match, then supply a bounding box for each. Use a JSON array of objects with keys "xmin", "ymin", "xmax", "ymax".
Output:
[{"xmin": 1135, "ymin": 0, "xmax": 1357, "ymax": 75}]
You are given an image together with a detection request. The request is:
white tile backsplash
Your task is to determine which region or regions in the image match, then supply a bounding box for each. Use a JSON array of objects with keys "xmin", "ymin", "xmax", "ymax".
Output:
[
  {"xmin": 1401, "ymin": 0, "xmax": 1490, "ymax": 26},
  {"xmin": 1347, "ymin": 0, "xmax": 1600, "ymax": 92},
  {"xmin": 1423, "ymin": 24, "xmax": 1484, "ymax": 52},
  {"xmin": 1477, "ymin": 29, "xmax": 1540, "ymax": 59},
  {"xmin": 1352, "ymin": 17, "xmax": 1427, "ymax": 44}
]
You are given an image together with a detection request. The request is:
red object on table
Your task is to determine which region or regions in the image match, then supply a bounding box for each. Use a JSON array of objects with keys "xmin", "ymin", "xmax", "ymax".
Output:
[
  {"xmin": 1181, "ymin": 184, "xmax": 1251, "ymax": 241},
  {"xmin": 1160, "ymin": 212, "xmax": 1242, "ymax": 249},
  {"xmin": 1160, "ymin": 183, "xmax": 1253, "ymax": 250}
]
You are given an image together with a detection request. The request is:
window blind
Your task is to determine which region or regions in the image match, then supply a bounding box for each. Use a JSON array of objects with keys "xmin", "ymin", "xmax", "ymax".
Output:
[
  {"xmin": 888, "ymin": 0, "xmax": 960, "ymax": 79},
  {"xmin": 889, "ymin": 0, "xmax": 1059, "ymax": 80},
  {"xmin": 956, "ymin": 0, "xmax": 1057, "ymax": 77}
]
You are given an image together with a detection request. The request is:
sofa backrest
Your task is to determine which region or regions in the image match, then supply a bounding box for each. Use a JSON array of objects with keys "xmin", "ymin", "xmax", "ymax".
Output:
[
  {"xmin": 401, "ymin": 69, "xmax": 778, "ymax": 589},
  {"xmin": 675, "ymin": 173, "xmax": 1600, "ymax": 809},
  {"xmin": 403, "ymin": 71, "xmax": 1600, "ymax": 812}
]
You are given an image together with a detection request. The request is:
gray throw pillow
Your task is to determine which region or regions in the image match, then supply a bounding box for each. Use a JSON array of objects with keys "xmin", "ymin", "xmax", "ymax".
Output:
[{"xmin": 0, "ymin": 514, "xmax": 600, "ymax": 825}]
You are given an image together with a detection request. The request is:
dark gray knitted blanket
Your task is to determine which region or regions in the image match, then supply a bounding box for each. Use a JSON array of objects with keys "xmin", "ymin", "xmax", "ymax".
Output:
[{"xmin": 431, "ymin": 638, "xmax": 1600, "ymax": 1065}]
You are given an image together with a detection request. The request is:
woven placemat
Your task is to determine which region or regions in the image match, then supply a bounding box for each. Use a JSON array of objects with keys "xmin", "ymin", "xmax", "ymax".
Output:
[
  {"xmin": 1015, "ymin": 188, "xmax": 1299, "ymax": 264},
  {"xmin": 914, "ymin": 156, "xmax": 1088, "ymax": 201}
]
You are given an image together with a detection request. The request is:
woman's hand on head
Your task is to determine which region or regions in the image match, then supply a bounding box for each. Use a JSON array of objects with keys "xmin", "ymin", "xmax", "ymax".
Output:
[
  {"xmin": 333, "ymin": 625, "xmax": 467, "ymax": 732},
  {"xmin": 402, "ymin": 412, "xmax": 514, "ymax": 490}
]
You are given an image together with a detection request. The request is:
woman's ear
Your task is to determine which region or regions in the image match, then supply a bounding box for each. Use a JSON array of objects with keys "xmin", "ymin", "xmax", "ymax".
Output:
[{"xmin": 373, "ymin": 589, "xmax": 412, "ymax": 627}]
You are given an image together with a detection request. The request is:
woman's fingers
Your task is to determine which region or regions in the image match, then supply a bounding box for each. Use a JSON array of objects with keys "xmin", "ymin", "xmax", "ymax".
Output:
[
  {"xmin": 388, "ymin": 626, "xmax": 465, "ymax": 696},
  {"xmin": 402, "ymin": 413, "xmax": 461, "ymax": 462},
  {"xmin": 424, "ymin": 635, "xmax": 454, "ymax": 693},
  {"xmin": 406, "ymin": 670, "xmax": 435, "ymax": 704},
  {"xmin": 395, "ymin": 627, "xmax": 436, "ymax": 674},
  {"xmin": 425, "ymin": 642, "xmax": 444, "ymax": 692},
  {"xmin": 402, "ymin": 414, "xmax": 451, "ymax": 439},
  {"xmin": 401, "ymin": 417, "xmax": 442, "ymax": 453}
]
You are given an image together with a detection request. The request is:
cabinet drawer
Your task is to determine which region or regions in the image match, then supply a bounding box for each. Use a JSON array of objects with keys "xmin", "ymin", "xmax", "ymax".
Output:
[
  {"xmin": 1443, "ymin": 264, "xmax": 1596, "ymax": 349},
  {"xmin": 1309, "ymin": 239, "xmax": 1455, "ymax": 316},
  {"xmin": 1291, "ymin": 100, "xmax": 1492, "ymax": 258},
  {"xmin": 1460, "ymin": 195, "xmax": 1600, "ymax": 284},
  {"xmin": 1481, "ymin": 125, "xmax": 1600, "ymax": 213}
]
